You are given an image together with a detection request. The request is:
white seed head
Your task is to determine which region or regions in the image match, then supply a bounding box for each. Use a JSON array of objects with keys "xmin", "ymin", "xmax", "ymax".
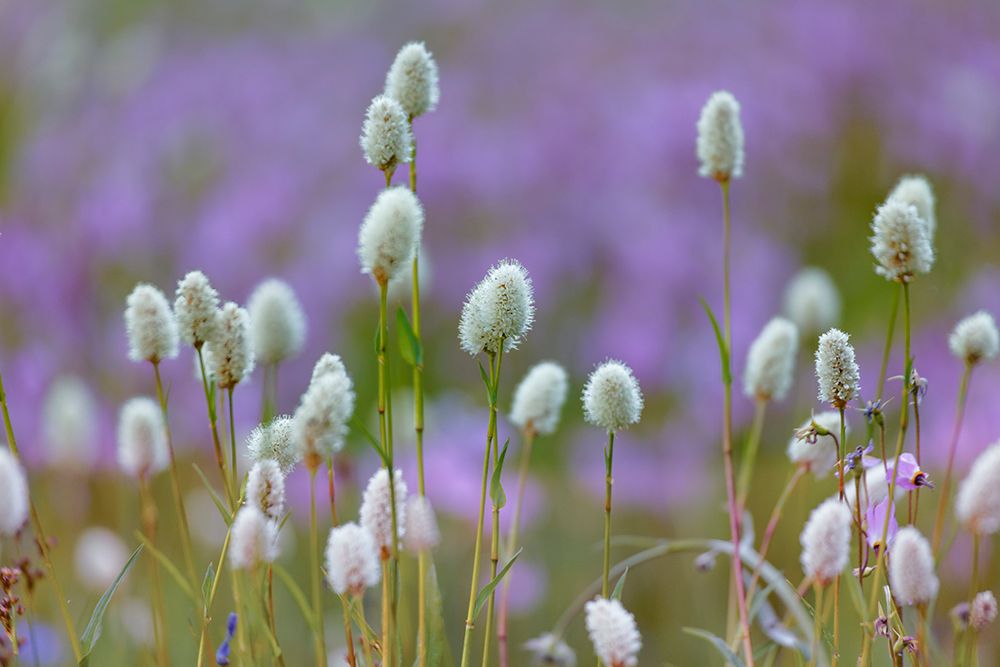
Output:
[
  {"xmin": 0, "ymin": 449, "xmax": 29, "ymax": 536},
  {"xmin": 359, "ymin": 468, "xmax": 407, "ymax": 554},
  {"xmin": 246, "ymin": 459, "xmax": 286, "ymax": 521},
  {"xmin": 888, "ymin": 526, "xmax": 938, "ymax": 606},
  {"xmin": 524, "ymin": 633, "xmax": 577, "ymax": 667},
  {"xmin": 360, "ymin": 94, "xmax": 412, "ymax": 172},
  {"xmin": 173, "ymin": 270, "xmax": 220, "ymax": 348},
  {"xmin": 74, "ymin": 527, "xmax": 129, "ymax": 593},
  {"xmin": 949, "ymin": 311, "xmax": 999, "ymax": 365},
  {"xmin": 117, "ymin": 397, "xmax": 169, "ymax": 479},
  {"xmin": 325, "ymin": 522, "xmax": 381, "ymax": 596},
  {"xmin": 403, "ymin": 495, "xmax": 440, "ymax": 553},
  {"xmin": 582, "ymin": 360, "xmax": 643, "ymax": 433},
  {"xmin": 584, "ymin": 597, "xmax": 641, "ymax": 667},
  {"xmin": 800, "ymin": 498, "xmax": 851, "ymax": 585},
  {"xmin": 125, "ymin": 283, "xmax": 179, "ymax": 363},
  {"xmin": 292, "ymin": 366, "xmax": 356, "ymax": 461},
  {"xmin": 458, "ymin": 259, "xmax": 534, "ymax": 355},
  {"xmin": 206, "ymin": 302, "xmax": 255, "ymax": 389},
  {"xmin": 870, "ymin": 199, "xmax": 934, "ymax": 283},
  {"xmin": 230, "ymin": 506, "xmax": 279, "ymax": 570},
  {"xmin": 510, "ymin": 361, "xmax": 569, "ymax": 436},
  {"xmin": 743, "ymin": 317, "xmax": 799, "ymax": 402},
  {"xmin": 696, "ymin": 90, "xmax": 744, "ymax": 181},
  {"xmin": 815, "ymin": 328, "xmax": 861, "ymax": 408},
  {"xmin": 889, "ymin": 174, "xmax": 936, "ymax": 239},
  {"xmin": 971, "ymin": 591, "xmax": 998, "ymax": 631},
  {"xmin": 787, "ymin": 411, "xmax": 845, "ymax": 476},
  {"xmin": 247, "ymin": 416, "xmax": 299, "ymax": 474},
  {"xmin": 41, "ymin": 375, "xmax": 99, "ymax": 468},
  {"xmin": 310, "ymin": 352, "xmax": 347, "ymax": 384},
  {"xmin": 358, "ymin": 187, "xmax": 424, "ymax": 285},
  {"xmin": 247, "ymin": 278, "xmax": 306, "ymax": 365},
  {"xmin": 384, "ymin": 42, "xmax": 440, "ymax": 119},
  {"xmin": 783, "ymin": 267, "xmax": 840, "ymax": 333},
  {"xmin": 956, "ymin": 440, "xmax": 1000, "ymax": 535}
]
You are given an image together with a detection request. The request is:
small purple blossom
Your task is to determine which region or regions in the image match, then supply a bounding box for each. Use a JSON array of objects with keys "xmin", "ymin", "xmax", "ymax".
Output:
[
  {"xmin": 887, "ymin": 453, "xmax": 934, "ymax": 491},
  {"xmin": 860, "ymin": 397, "xmax": 891, "ymax": 424},
  {"xmin": 216, "ymin": 612, "xmax": 237, "ymax": 665},
  {"xmin": 866, "ymin": 498, "xmax": 898, "ymax": 554}
]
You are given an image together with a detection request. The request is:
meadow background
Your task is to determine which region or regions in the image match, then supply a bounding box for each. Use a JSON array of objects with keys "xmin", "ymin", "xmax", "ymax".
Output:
[{"xmin": 1, "ymin": 0, "xmax": 999, "ymax": 664}]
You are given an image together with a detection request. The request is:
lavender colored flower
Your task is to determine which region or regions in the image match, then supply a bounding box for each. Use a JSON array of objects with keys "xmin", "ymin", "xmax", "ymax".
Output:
[
  {"xmin": 215, "ymin": 612, "xmax": 237, "ymax": 665},
  {"xmin": 886, "ymin": 452, "xmax": 933, "ymax": 491},
  {"xmin": 865, "ymin": 498, "xmax": 898, "ymax": 554}
]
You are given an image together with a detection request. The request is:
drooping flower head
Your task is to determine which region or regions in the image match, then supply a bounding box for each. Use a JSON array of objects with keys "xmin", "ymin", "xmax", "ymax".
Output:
[
  {"xmin": 865, "ymin": 498, "xmax": 898, "ymax": 554},
  {"xmin": 584, "ymin": 597, "xmax": 641, "ymax": 667},
  {"xmin": 800, "ymin": 497, "xmax": 851, "ymax": 585},
  {"xmin": 870, "ymin": 199, "xmax": 934, "ymax": 283},
  {"xmin": 324, "ymin": 522, "xmax": 381, "ymax": 596},
  {"xmin": 696, "ymin": 90, "xmax": 744, "ymax": 182},
  {"xmin": 815, "ymin": 328, "xmax": 861, "ymax": 408},
  {"xmin": 509, "ymin": 361, "xmax": 569, "ymax": 436},
  {"xmin": 458, "ymin": 259, "xmax": 534, "ymax": 355},
  {"xmin": 229, "ymin": 506, "xmax": 278, "ymax": 570},
  {"xmin": 247, "ymin": 278, "xmax": 307, "ymax": 366},
  {"xmin": 889, "ymin": 174, "xmax": 936, "ymax": 239},
  {"xmin": 206, "ymin": 302, "xmax": 255, "ymax": 390},
  {"xmin": 0, "ymin": 449, "xmax": 29, "ymax": 536},
  {"xmin": 743, "ymin": 317, "xmax": 799, "ymax": 402},
  {"xmin": 117, "ymin": 397, "xmax": 169, "ymax": 479},
  {"xmin": 524, "ymin": 633, "xmax": 577, "ymax": 667},
  {"xmin": 787, "ymin": 411, "xmax": 846, "ymax": 476},
  {"xmin": 403, "ymin": 495, "xmax": 440, "ymax": 553},
  {"xmin": 360, "ymin": 95, "xmax": 412, "ymax": 173},
  {"xmin": 888, "ymin": 526, "xmax": 938, "ymax": 606},
  {"xmin": 174, "ymin": 270, "xmax": 220, "ymax": 348},
  {"xmin": 125, "ymin": 283, "xmax": 179, "ymax": 363},
  {"xmin": 358, "ymin": 187, "xmax": 424, "ymax": 285},
  {"xmin": 246, "ymin": 459, "xmax": 286, "ymax": 521},
  {"xmin": 247, "ymin": 416, "xmax": 299, "ymax": 474},
  {"xmin": 956, "ymin": 440, "xmax": 1000, "ymax": 535},
  {"xmin": 887, "ymin": 453, "xmax": 933, "ymax": 491},
  {"xmin": 41, "ymin": 375, "xmax": 99, "ymax": 469},
  {"xmin": 384, "ymin": 42, "xmax": 440, "ymax": 119},
  {"xmin": 949, "ymin": 311, "xmax": 999, "ymax": 366},
  {"xmin": 360, "ymin": 468, "xmax": 408, "ymax": 557},
  {"xmin": 292, "ymin": 361, "xmax": 355, "ymax": 466},
  {"xmin": 582, "ymin": 360, "xmax": 644, "ymax": 433},
  {"xmin": 783, "ymin": 267, "xmax": 840, "ymax": 334}
]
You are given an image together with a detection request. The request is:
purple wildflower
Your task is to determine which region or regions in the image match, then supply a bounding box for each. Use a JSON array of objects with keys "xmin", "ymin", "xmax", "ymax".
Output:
[
  {"xmin": 865, "ymin": 498, "xmax": 898, "ymax": 554},
  {"xmin": 216, "ymin": 612, "xmax": 237, "ymax": 665},
  {"xmin": 887, "ymin": 453, "xmax": 934, "ymax": 491}
]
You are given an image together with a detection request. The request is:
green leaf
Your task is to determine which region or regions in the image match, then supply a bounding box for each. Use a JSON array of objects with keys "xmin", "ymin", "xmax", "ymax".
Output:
[
  {"xmin": 423, "ymin": 556, "xmax": 454, "ymax": 667},
  {"xmin": 473, "ymin": 548, "xmax": 522, "ymax": 620},
  {"xmin": 201, "ymin": 562, "xmax": 215, "ymax": 607},
  {"xmin": 611, "ymin": 567, "xmax": 629, "ymax": 601},
  {"xmin": 489, "ymin": 438, "xmax": 511, "ymax": 509},
  {"xmin": 478, "ymin": 360, "xmax": 493, "ymax": 404},
  {"xmin": 699, "ymin": 297, "xmax": 731, "ymax": 386},
  {"xmin": 78, "ymin": 544, "xmax": 143, "ymax": 663},
  {"xmin": 192, "ymin": 462, "xmax": 232, "ymax": 524},
  {"xmin": 133, "ymin": 531, "xmax": 199, "ymax": 604},
  {"xmin": 682, "ymin": 627, "xmax": 746, "ymax": 667},
  {"xmin": 352, "ymin": 418, "xmax": 390, "ymax": 468},
  {"xmin": 396, "ymin": 307, "xmax": 423, "ymax": 367}
]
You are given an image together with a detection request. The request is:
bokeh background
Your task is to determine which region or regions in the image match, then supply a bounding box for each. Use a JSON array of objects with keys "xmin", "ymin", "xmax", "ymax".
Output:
[{"xmin": 1, "ymin": 0, "xmax": 1000, "ymax": 664}]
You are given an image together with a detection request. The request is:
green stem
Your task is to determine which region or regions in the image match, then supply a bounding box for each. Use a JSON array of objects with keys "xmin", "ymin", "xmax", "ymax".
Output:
[
  {"xmin": 228, "ymin": 387, "xmax": 238, "ymax": 500},
  {"xmin": 836, "ymin": 406, "xmax": 847, "ymax": 500},
  {"xmin": 744, "ymin": 466, "xmax": 805, "ymax": 602},
  {"xmin": 602, "ymin": 431, "xmax": 615, "ymax": 598},
  {"xmin": 381, "ymin": 559, "xmax": 391, "ymax": 667},
  {"xmin": 482, "ymin": 346, "xmax": 505, "ymax": 667},
  {"xmin": 736, "ymin": 399, "xmax": 767, "ymax": 508},
  {"xmin": 932, "ymin": 363, "xmax": 972, "ymax": 557},
  {"xmin": 309, "ymin": 467, "xmax": 326, "ymax": 667},
  {"xmin": 197, "ymin": 347, "xmax": 233, "ymax": 508},
  {"xmin": 876, "ymin": 287, "xmax": 901, "ymax": 400},
  {"xmin": 811, "ymin": 583, "xmax": 824, "ymax": 667},
  {"xmin": 196, "ymin": 520, "xmax": 235, "ymax": 667},
  {"xmin": 354, "ymin": 595, "xmax": 377, "ymax": 667},
  {"xmin": 139, "ymin": 477, "xmax": 170, "ymax": 667}
]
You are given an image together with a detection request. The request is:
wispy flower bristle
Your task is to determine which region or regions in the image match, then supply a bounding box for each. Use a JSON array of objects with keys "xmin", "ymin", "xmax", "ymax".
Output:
[
  {"xmin": 509, "ymin": 361, "xmax": 569, "ymax": 436},
  {"xmin": 360, "ymin": 95, "xmax": 412, "ymax": 172},
  {"xmin": 743, "ymin": 317, "xmax": 798, "ymax": 402},
  {"xmin": 247, "ymin": 416, "xmax": 299, "ymax": 474},
  {"xmin": 246, "ymin": 459, "xmax": 286, "ymax": 521},
  {"xmin": 358, "ymin": 187, "xmax": 424, "ymax": 285},
  {"xmin": 125, "ymin": 283, "xmax": 179, "ymax": 363},
  {"xmin": 247, "ymin": 278, "xmax": 306, "ymax": 366},
  {"xmin": 229, "ymin": 506, "xmax": 279, "ymax": 570},
  {"xmin": 889, "ymin": 174, "xmax": 936, "ymax": 239},
  {"xmin": 458, "ymin": 259, "xmax": 534, "ymax": 355},
  {"xmin": 870, "ymin": 198, "xmax": 934, "ymax": 283},
  {"xmin": 359, "ymin": 468, "xmax": 407, "ymax": 556},
  {"xmin": 292, "ymin": 359, "xmax": 355, "ymax": 462},
  {"xmin": 117, "ymin": 397, "xmax": 169, "ymax": 479},
  {"xmin": 384, "ymin": 42, "xmax": 440, "ymax": 119},
  {"xmin": 582, "ymin": 360, "xmax": 643, "ymax": 433},
  {"xmin": 888, "ymin": 526, "xmax": 938, "ymax": 606}
]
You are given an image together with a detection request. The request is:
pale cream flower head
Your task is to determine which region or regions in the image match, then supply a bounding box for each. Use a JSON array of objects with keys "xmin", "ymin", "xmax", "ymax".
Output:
[
  {"xmin": 510, "ymin": 361, "xmax": 569, "ymax": 436},
  {"xmin": 229, "ymin": 506, "xmax": 279, "ymax": 570},
  {"xmin": 584, "ymin": 597, "xmax": 641, "ymax": 667},
  {"xmin": 174, "ymin": 270, "xmax": 221, "ymax": 348},
  {"xmin": 0, "ymin": 449, "xmax": 29, "ymax": 537},
  {"xmin": 325, "ymin": 522, "xmax": 380, "ymax": 596},
  {"xmin": 888, "ymin": 526, "xmax": 938, "ymax": 606},
  {"xmin": 800, "ymin": 497, "xmax": 851, "ymax": 585},
  {"xmin": 743, "ymin": 317, "xmax": 798, "ymax": 402},
  {"xmin": 783, "ymin": 267, "xmax": 840, "ymax": 334},
  {"xmin": 206, "ymin": 302, "xmax": 255, "ymax": 390},
  {"xmin": 247, "ymin": 278, "xmax": 306, "ymax": 366},
  {"xmin": 358, "ymin": 187, "xmax": 424, "ymax": 285},
  {"xmin": 458, "ymin": 259, "xmax": 534, "ymax": 355},
  {"xmin": 384, "ymin": 42, "xmax": 440, "ymax": 119},
  {"xmin": 359, "ymin": 468, "xmax": 408, "ymax": 556},
  {"xmin": 889, "ymin": 174, "xmax": 936, "ymax": 239},
  {"xmin": 582, "ymin": 360, "xmax": 643, "ymax": 433},
  {"xmin": 815, "ymin": 328, "xmax": 861, "ymax": 408},
  {"xmin": 696, "ymin": 90, "xmax": 744, "ymax": 182},
  {"xmin": 117, "ymin": 397, "xmax": 169, "ymax": 479},
  {"xmin": 870, "ymin": 198, "xmax": 934, "ymax": 283},
  {"xmin": 956, "ymin": 440, "xmax": 1000, "ymax": 535},
  {"xmin": 360, "ymin": 94, "xmax": 412, "ymax": 173},
  {"xmin": 125, "ymin": 283, "xmax": 179, "ymax": 363},
  {"xmin": 949, "ymin": 310, "xmax": 999, "ymax": 366}
]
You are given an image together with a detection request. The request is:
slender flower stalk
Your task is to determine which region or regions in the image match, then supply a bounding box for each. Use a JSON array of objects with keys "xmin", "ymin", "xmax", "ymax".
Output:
[
  {"xmin": 483, "ymin": 346, "xmax": 506, "ymax": 667},
  {"xmin": 137, "ymin": 475, "xmax": 170, "ymax": 667}
]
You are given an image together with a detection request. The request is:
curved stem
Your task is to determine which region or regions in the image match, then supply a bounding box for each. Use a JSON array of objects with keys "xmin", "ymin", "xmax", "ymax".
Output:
[
  {"xmin": 482, "ymin": 346, "xmax": 505, "ymax": 667},
  {"xmin": 197, "ymin": 347, "xmax": 233, "ymax": 508},
  {"xmin": 736, "ymin": 399, "xmax": 767, "ymax": 509},
  {"xmin": 498, "ymin": 428, "xmax": 536, "ymax": 667},
  {"xmin": 602, "ymin": 431, "xmax": 615, "ymax": 598},
  {"xmin": 876, "ymin": 287, "xmax": 901, "ymax": 401},
  {"xmin": 308, "ymin": 467, "xmax": 326, "ymax": 667},
  {"xmin": 932, "ymin": 363, "xmax": 972, "ymax": 557}
]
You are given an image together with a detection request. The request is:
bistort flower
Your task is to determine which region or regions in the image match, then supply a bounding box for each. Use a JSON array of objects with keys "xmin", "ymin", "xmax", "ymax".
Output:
[
  {"xmin": 783, "ymin": 267, "xmax": 840, "ymax": 334},
  {"xmin": 949, "ymin": 310, "xmax": 999, "ymax": 365},
  {"xmin": 870, "ymin": 198, "xmax": 934, "ymax": 283},
  {"xmin": 360, "ymin": 95, "xmax": 412, "ymax": 172},
  {"xmin": 358, "ymin": 187, "xmax": 424, "ymax": 285},
  {"xmin": 815, "ymin": 328, "xmax": 861, "ymax": 408},
  {"xmin": 888, "ymin": 526, "xmax": 938, "ymax": 606},
  {"xmin": 582, "ymin": 360, "xmax": 643, "ymax": 433},
  {"xmin": 696, "ymin": 90, "xmax": 744, "ymax": 181},
  {"xmin": 117, "ymin": 397, "xmax": 169, "ymax": 479},
  {"xmin": 384, "ymin": 42, "xmax": 440, "ymax": 119},
  {"xmin": 743, "ymin": 317, "xmax": 798, "ymax": 402},
  {"xmin": 509, "ymin": 361, "xmax": 569, "ymax": 436},
  {"xmin": 125, "ymin": 283, "xmax": 179, "ymax": 363},
  {"xmin": 800, "ymin": 497, "xmax": 851, "ymax": 585},
  {"xmin": 207, "ymin": 302, "xmax": 255, "ymax": 389},
  {"xmin": 247, "ymin": 278, "xmax": 306, "ymax": 366},
  {"xmin": 325, "ymin": 522, "xmax": 381, "ymax": 596},
  {"xmin": 174, "ymin": 270, "xmax": 220, "ymax": 348},
  {"xmin": 584, "ymin": 597, "xmax": 641, "ymax": 667},
  {"xmin": 458, "ymin": 259, "xmax": 534, "ymax": 355}
]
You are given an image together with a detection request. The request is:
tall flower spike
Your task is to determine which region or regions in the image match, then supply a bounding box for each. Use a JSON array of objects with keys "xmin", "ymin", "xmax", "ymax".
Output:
[
  {"xmin": 783, "ymin": 267, "xmax": 840, "ymax": 334},
  {"xmin": 359, "ymin": 468, "xmax": 408, "ymax": 556},
  {"xmin": 207, "ymin": 302, "xmax": 255, "ymax": 390},
  {"xmin": 117, "ymin": 397, "xmax": 169, "ymax": 479},
  {"xmin": 955, "ymin": 440, "xmax": 1000, "ymax": 535},
  {"xmin": 358, "ymin": 187, "xmax": 424, "ymax": 285},
  {"xmin": 247, "ymin": 278, "xmax": 307, "ymax": 366},
  {"xmin": 229, "ymin": 506, "xmax": 278, "ymax": 570},
  {"xmin": 125, "ymin": 283, "xmax": 179, "ymax": 363},
  {"xmin": 246, "ymin": 459, "xmax": 286, "ymax": 521},
  {"xmin": 292, "ymin": 365, "xmax": 355, "ymax": 462},
  {"xmin": 174, "ymin": 270, "xmax": 220, "ymax": 348},
  {"xmin": 582, "ymin": 360, "xmax": 643, "ymax": 433},
  {"xmin": 815, "ymin": 328, "xmax": 861, "ymax": 408},
  {"xmin": 247, "ymin": 416, "xmax": 299, "ymax": 474},
  {"xmin": 360, "ymin": 95, "xmax": 412, "ymax": 173},
  {"xmin": 41, "ymin": 375, "xmax": 99, "ymax": 468},
  {"xmin": 949, "ymin": 310, "xmax": 999, "ymax": 365},
  {"xmin": 889, "ymin": 174, "xmax": 936, "ymax": 239},
  {"xmin": 584, "ymin": 597, "xmax": 641, "ymax": 667},
  {"xmin": 888, "ymin": 526, "xmax": 938, "ymax": 606},
  {"xmin": 384, "ymin": 42, "xmax": 440, "ymax": 119},
  {"xmin": 324, "ymin": 522, "xmax": 381, "ymax": 596},
  {"xmin": 0, "ymin": 449, "xmax": 29, "ymax": 536},
  {"xmin": 311, "ymin": 352, "xmax": 347, "ymax": 384},
  {"xmin": 870, "ymin": 198, "xmax": 934, "ymax": 283},
  {"xmin": 458, "ymin": 259, "xmax": 534, "ymax": 355},
  {"xmin": 403, "ymin": 495, "xmax": 440, "ymax": 553},
  {"xmin": 696, "ymin": 90, "xmax": 744, "ymax": 182},
  {"xmin": 799, "ymin": 497, "xmax": 851, "ymax": 585},
  {"xmin": 787, "ymin": 411, "xmax": 846, "ymax": 476},
  {"xmin": 509, "ymin": 361, "xmax": 570, "ymax": 436},
  {"xmin": 524, "ymin": 633, "xmax": 577, "ymax": 667},
  {"xmin": 743, "ymin": 317, "xmax": 799, "ymax": 402}
]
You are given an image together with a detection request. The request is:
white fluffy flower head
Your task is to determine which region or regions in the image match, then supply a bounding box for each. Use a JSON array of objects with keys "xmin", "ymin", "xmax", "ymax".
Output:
[
  {"xmin": 360, "ymin": 468, "xmax": 408, "ymax": 555},
  {"xmin": 117, "ymin": 397, "xmax": 169, "ymax": 479},
  {"xmin": 174, "ymin": 270, "xmax": 220, "ymax": 348},
  {"xmin": 971, "ymin": 591, "xmax": 998, "ymax": 631},
  {"xmin": 890, "ymin": 174, "xmax": 936, "ymax": 239},
  {"xmin": 956, "ymin": 440, "xmax": 1000, "ymax": 535},
  {"xmin": 0, "ymin": 449, "xmax": 29, "ymax": 536},
  {"xmin": 784, "ymin": 267, "xmax": 840, "ymax": 333},
  {"xmin": 247, "ymin": 416, "xmax": 299, "ymax": 474},
  {"xmin": 459, "ymin": 259, "xmax": 534, "ymax": 355},
  {"xmin": 384, "ymin": 42, "xmax": 440, "ymax": 119},
  {"xmin": 815, "ymin": 328, "xmax": 861, "ymax": 408},
  {"xmin": 787, "ymin": 411, "xmax": 845, "ymax": 476},
  {"xmin": 358, "ymin": 187, "xmax": 424, "ymax": 285},
  {"xmin": 125, "ymin": 283, "xmax": 179, "ymax": 363},
  {"xmin": 949, "ymin": 311, "xmax": 999, "ymax": 365},
  {"xmin": 696, "ymin": 90, "xmax": 744, "ymax": 181},
  {"xmin": 247, "ymin": 278, "xmax": 306, "ymax": 365},
  {"xmin": 510, "ymin": 362, "xmax": 569, "ymax": 436},
  {"xmin": 582, "ymin": 360, "xmax": 643, "ymax": 433},
  {"xmin": 524, "ymin": 633, "xmax": 576, "ymax": 667},
  {"xmin": 207, "ymin": 302, "xmax": 255, "ymax": 389},
  {"xmin": 743, "ymin": 317, "xmax": 798, "ymax": 402},
  {"xmin": 292, "ymin": 366, "xmax": 355, "ymax": 464},
  {"xmin": 74, "ymin": 527, "xmax": 129, "ymax": 593},
  {"xmin": 870, "ymin": 199, "xmax": 934, "ymax": 283},
  {"xmin": 888, "ymin": 526, "xmax": 938, "ymax": 606},
  {"xmin": 404, "ymin": 495, "xmax": 441, "ymax": 553},
  {"xmin": 230, "ymin": 506, "xmax": 278, "ymax": 570},
  {"xmin": 246, "ymin": 459, "xmax": 286, "ymax": 521},
  {"xmin": 584, "ymin": 597, "xmax": 641, "ymax": 667},
  {"xmin": 360, "ymin": 95, "xmax": 412, "ymax": 172},
  {"xmin": 800, "ymin": 498, "xmax": 851, "ymax": 585},
  {"xmin": 42, "ymin": 375, "xmax": 99, "ymax": 469},
  {"xmin": 311, "ymin": 352, "xmax": 347, "ymax": 384},
  {"xmin": 325, "ymin": 522, "xmax": 380, "ymax": 596}
]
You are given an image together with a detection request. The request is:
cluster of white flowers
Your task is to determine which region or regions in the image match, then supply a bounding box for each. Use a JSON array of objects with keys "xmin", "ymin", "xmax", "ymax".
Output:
[
  {"xmin": 787, "ymin": 411, "xmax": 845, "ymax": 476},
  {"xmin": 125, "ymin": 284, "xmax": 179, "ymax": 363},
  {"xmin": 117, "ymin": 397, "xmax": 169, "ymax": 479},
  {"xmin": 888, "ymin": 526, "xmax": 938, "ymax": 606},
  {"xmin": 582, "ymin": 360, "xmax": 643, "ymax": 433},
  {"xmin": 403, "ymin": 495, "xmax": 440, "ymax": 553},
  {"xmin": 246, "ymin": 459, "xmax": 286, "ymax": 521},
  {"xmin": 696, "ymin": 90, "xmax": 744, "ymax": 181},
  {"xmin": 459, "ymin": 259, "xmax": 535, "ymax": 355},
  {"xmin": 815, "ymin": 328, "xmax": 861, "ymax": 408},
  {"xmin": 584, "ymin": 597, "xmax": 641, "ymax": 667},
  {"xmin": 509, "ymin": 361, "xmax": 569, "ymax": 436},
  {"xmin": 292, "ymin": 355, "xmax": 356, "ymax": 462},
  {"xmin": 360, "ymin": 468, "xmax": 408, "ymax": 555},
  {"xmin": 41, "ymin": 375, "xmax": 99, "ymax": 469},
  {"xmin": 783, "ymin": 267, "xmax": 840, "ymax": 334},
  {"xmin": 949, "ymin": 310, "xmax": 999, "ymax": 365},
  {"xmin": 247, "ymin": 416, "xmax": 299, "ymax": 474},
  {"xmin": 174, "ymin": 270, "xmax": 221, "ymax": 348},
  {"xmin": 207, "ymin": 302, "xmax": 255, "ymax": 390},
  {"xmin": 743, "ymin": 317, "xmax": 798, "ymax": 402},
  {"xmin": 956, "ymin": 440, "xmax": 1000, "ymax": 536},
  {"xmin": 230, "ymin": 506, "xmax": 279, "ymax": 570},
  {"xmin": 360, "ymin": 95, "xmax": 412, "ymax": 172},
  {"xmin": 800, "ymin": 498, "xmax": 851, "ymax": 585},
  {"xmin": 325, "ymin": 522, "xmax": 381, "ymax": 596},
  {"xmin": 889, "ymin": 174, "xmax": 936, "ymax": 239},
  {"xmin": 870, "ymin": 198, "xmax": 934, "ymax": 283},
  {"xmin": 357, "ymin": 187, "xmax": 424, "ymax": 285},
  {"xmin": 384, "ymin": 42, "xmax": 440, "ymax": 119}
]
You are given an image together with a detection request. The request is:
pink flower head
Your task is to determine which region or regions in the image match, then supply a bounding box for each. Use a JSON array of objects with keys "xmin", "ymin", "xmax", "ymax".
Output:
[
  {"xmin": 887, "ymin": 453, "xmax": 933, "ymax": 491},
  {"xmin": 866, "ymin": 498, "xmax": 898, "ymax": 554}
]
